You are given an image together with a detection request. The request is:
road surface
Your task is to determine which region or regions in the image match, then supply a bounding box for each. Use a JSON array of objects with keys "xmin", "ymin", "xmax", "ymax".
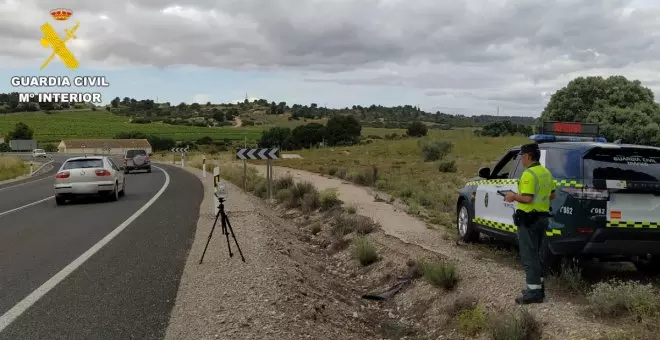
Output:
[{"xmin": 0, "ymin": 163, "xmax": 203, "ymax": 340}]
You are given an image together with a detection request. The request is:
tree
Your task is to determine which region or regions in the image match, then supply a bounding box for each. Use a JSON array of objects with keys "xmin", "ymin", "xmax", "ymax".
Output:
[
  {"xmin": 325, "ymin": 115, "xmax": 361, "ymax": 146},
  {"xmin": 258, "ymin": 127, "xmax": 291, "ymax": 148},
  {"xmin": 407, "ymin": 121, "xmax": 428, "ymax": 137},
  {"xmin": 541, "ymin": 76, "xmax": 660, "ymax": 146},
  {"xmin": 8, "ymin": 122, "xmax": 34, "ymax": 139},
  {"xmin": 288, "ymin": 123, "xmax": 326, "ymax": 149}
]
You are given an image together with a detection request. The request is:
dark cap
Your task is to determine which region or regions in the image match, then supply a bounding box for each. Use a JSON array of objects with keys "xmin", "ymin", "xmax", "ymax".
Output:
[{"xmin": 519, "ymin": 143, "xmax": 539, "ymax": 155}]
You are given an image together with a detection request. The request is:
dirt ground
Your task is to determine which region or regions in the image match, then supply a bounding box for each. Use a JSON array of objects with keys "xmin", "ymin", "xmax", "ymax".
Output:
[
  {"xmin": 243, "ymin": 164, "xmax": 630, "ymax": 339},
  {"xmin": 164, "ymin": 162, "xmax": 636, "ymax": 340}
]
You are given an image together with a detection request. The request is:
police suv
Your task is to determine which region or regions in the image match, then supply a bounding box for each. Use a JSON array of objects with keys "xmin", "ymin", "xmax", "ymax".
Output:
[{"xmin": 456, "ymin": 122, "xmax": 660, "ymax": 274}]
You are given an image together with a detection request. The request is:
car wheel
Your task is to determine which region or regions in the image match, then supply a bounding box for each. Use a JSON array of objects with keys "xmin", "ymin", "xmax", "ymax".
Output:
[
  {"xmin": 147, "ymin": 166, "xmax": 152, "ymax": 173},
  {"xmin": 457, "ymin": 200, "xmax": 479, "ymax": 243},
  {"xmin": 55, "ymin": 195, "xmax": 66, "ymax": 206},
  {"xmin": 109, "ymin": 184, "xmax": 119, "ymax": 201}
]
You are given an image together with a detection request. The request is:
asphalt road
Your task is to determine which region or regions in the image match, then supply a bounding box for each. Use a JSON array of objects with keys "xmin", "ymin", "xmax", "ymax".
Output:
[{"xmin": 0, "ymin": 163, "xmax": 203, "ymax": 340}]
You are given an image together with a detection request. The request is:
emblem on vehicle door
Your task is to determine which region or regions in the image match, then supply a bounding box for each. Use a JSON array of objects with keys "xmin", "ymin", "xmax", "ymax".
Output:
[
  {"xmin": 485, "ymin": 193, "xmax": 489, "ymax": 207},
  {"xmin": 81, "ymin": 170, "xmax": 85, "ymax": 175}
]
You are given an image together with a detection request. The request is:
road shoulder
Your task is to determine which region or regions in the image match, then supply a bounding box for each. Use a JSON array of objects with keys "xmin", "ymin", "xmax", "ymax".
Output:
[{"xmin": 164, "ymin": 166, "xmax": 373, "ymax": 339}]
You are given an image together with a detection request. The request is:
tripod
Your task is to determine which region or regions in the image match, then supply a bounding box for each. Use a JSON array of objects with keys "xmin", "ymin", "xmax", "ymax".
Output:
[{"xmin": 199, "ymin": 196, "xmax": 246, "ymax": 264}]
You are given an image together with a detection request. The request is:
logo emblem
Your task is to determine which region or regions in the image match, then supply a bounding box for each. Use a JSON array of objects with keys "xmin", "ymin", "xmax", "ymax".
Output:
[
  {"xmin": 484, "ymin": 193, "xmax": 489, "ymax": 208},
  {"xmin": 40, "ymin": 9, "xmax": 80, "ymax": 70}
]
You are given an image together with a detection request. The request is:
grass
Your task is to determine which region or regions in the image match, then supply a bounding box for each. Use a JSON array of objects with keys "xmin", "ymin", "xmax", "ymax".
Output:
[
  {"xmin": 273, "ymin": 128, "xmax": 528, "ymax": 226},
  {"xmin": 419, "ymin": 259, "xmax": 459, "ymax": 290},
  {"xmin": 352, "ymin": 236, "xmax": 378, "ymax": 266},
  {"xmin": 0, "ymin": 156, "xmax": 29, "ymax": 181},
  {"xmin": 489, "ymin": 308, "xmax": 542, "ymax": 340},
  {"xmin": 586, "ymin": 279, "xmax": 660, "ymax": 320},
  {"xmin": 457, "ymin": 304, "xmax": 486, "ymax": 336},
  {"xmin": 0, "ymin": 110, "xmax": 264, "ymax": 143}
]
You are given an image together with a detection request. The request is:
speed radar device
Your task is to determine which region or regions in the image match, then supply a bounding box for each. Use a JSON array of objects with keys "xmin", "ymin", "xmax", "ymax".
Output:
[{"xmin": 199, "ymin": 180, "xmax": 245, "ymax": 264}]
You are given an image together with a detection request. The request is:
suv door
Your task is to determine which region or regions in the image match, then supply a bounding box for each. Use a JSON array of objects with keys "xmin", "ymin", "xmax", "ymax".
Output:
[{"xmin": 474, "ymin": 149, "xmax": 519, "ymax": 236}]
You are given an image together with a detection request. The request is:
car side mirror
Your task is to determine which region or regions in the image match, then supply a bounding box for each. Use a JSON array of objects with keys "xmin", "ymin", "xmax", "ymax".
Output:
[{"xmin": 478, "ymin": 167, "xmax": 490, "ymax": 178}]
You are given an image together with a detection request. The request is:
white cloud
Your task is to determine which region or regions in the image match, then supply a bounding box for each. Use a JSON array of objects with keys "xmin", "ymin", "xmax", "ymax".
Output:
[{"xmin": 2, "ymin": 0, "xmax": 660, "ymax": 115}]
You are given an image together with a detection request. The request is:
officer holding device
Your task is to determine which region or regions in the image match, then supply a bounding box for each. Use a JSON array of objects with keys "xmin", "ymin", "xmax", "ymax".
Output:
[{"xmin": 503, "ymin": 143, "xmax": 556, "ymax": 304}]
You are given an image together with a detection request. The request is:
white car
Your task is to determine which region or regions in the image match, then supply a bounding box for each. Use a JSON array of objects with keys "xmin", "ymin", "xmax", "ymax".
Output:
[
  {"xmin": 32, "ymin": 149, "xmax": 47, "ymax": 158},
  {"xmin": 54, "ymin": 156, "xmax": 126, "ymax": 205}
]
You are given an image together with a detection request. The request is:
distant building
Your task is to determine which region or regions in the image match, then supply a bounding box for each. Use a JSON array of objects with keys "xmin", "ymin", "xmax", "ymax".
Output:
[
  {"xmin": 57, "ymin": 139, "xmax": 152, "ymax": 155},
  {"xmin": 9, "ymin": 139, "xmax": 37, "ymax": 151}
]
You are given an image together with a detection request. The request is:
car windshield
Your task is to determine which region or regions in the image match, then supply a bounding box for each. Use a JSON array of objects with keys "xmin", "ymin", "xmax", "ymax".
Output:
[
  {"xmin": 63, "ymin": 159, "xmax": 104, "ymax": 169},
  {"xmin": 583, "ymin": 147, "xmax": 660, "ymax": 182},
  {"xmin": 126, "ymin": 150, "xmax": 146, "ymax": 158},
  {"xmin": 34, "ymin": 149, "xmax": 44, "ymax": 153}
]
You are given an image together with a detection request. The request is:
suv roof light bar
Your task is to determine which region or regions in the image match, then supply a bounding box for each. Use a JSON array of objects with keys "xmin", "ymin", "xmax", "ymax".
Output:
[{"xmin": 529, "ymin": 134, "xmax": 608, "ymax": 143}]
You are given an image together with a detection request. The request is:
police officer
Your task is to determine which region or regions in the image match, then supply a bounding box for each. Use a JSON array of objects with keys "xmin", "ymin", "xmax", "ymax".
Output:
[{"xmin": 504, "ymin": 143, "xmax": 556, "ymax": 304}]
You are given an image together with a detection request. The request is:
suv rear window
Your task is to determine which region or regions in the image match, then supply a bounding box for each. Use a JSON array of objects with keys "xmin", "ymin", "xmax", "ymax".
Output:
[
  {"xmin": 583, "ymin": 147, "xmax": 660, "ymax": 182},
  {"xmin": 63, "ymin": 159, "xmax": 104, "ymax": 169},
  {"xmin": 126, "ymin": 150, "xmax": 147, "ymax": 158}
]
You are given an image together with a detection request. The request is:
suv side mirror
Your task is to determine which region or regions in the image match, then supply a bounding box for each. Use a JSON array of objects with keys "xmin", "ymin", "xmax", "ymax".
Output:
[{"xmin": 478, "ymin": 167, "xmax": 490, "ymax": 178}]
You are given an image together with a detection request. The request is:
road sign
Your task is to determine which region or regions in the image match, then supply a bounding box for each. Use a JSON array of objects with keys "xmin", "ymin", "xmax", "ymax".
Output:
[
  {"xmin": 171, "ymin": 146, "xmax": 189, "ymax": 153},
  {"xmin": 235, "ymin": 148, "xmax": 279, "ymax": 160}
]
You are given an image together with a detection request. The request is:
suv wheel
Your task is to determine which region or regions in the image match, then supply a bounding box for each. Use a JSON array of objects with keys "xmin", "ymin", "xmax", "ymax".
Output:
[
  {"xmin": 634, "ymin": 256, "xmax": 660, "ymax": 276},
  {"xmin": 457, "ymin": 200, "xmax": 479, "ymax": 243}
]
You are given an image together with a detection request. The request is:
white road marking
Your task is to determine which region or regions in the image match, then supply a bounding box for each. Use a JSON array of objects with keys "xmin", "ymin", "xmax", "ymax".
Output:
[
  {"xmin": 0, "ymin": 176, "xmax": 52, "ymax": 192},
  {"xmin": 0, "ymin": 166, "xmax": 171, "ymax": 332},
  {"xmin": 0, "ymin": 196, "xmax": 54, "ymax": 218}
]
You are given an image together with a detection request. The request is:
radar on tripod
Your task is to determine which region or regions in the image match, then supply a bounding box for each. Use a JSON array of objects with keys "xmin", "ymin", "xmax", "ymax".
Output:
[{"xmin": 215, "ymin": 180, "xmax": 227, "ymax": 200}]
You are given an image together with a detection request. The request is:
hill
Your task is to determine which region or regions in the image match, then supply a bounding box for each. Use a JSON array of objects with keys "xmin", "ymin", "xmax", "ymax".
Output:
[{"xmin": 0, "ymin": 92, "xmax": 537, "ymax": 130}]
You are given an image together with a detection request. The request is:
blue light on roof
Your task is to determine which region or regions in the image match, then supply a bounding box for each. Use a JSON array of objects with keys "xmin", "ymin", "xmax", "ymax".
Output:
[{"xmin": 528, "ymin": 134, "xmax": 608, "ymax": 143}]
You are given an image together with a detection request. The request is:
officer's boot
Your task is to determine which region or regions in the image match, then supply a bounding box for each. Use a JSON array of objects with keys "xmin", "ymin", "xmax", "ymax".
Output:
[{"xmin": 515, "ymin": 284, "xmax": 544, "ymax": 305}]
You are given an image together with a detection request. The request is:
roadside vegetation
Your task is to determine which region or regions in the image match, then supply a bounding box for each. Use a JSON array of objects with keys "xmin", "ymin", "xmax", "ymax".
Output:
[{"xmin": 0, "ymin": 156, "xmax": 28, "ymax": 181}]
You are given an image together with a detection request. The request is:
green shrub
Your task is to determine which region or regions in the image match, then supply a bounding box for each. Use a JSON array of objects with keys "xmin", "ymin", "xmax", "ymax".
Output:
[
  {"xmin": 489, "ymin": 308, "xmax": 541, "ymax": 340},
  {"xmin": 352, "ymin": 236, "xmax": 378, "ymax": 266},
  {"xmin": 587, "ymin": 279, "xmax": 659, "ymax": 319},
  {"xmin": 319, "ymin": 188, "xmax": 343, "ymax": 210},
  {"xmin": 274, "ymin": 175, "xmax": 294, "ymax": 191},
  {"xmin": 420, "ymin": 260, "xmax": 459, "ymax": 290},
  {"xmin": 332, "ymin": 214, "xmax": 379, "ymax": 236},
  {"xmin": 420, "ymin": 140, "xmax": 453, "ymax": 162},
  {"xmin": 458, "ymin": 304, "xmax": 486, "ymax": 336},
  {"xmin": 438, "ymin": 160, "xmax": 457, "ymax": 173}
]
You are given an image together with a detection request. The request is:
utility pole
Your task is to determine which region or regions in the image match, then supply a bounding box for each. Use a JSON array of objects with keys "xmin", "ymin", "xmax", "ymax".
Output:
[{"xmin": 497, "ymin": 105, "xmax": 500, "ymax": 116}]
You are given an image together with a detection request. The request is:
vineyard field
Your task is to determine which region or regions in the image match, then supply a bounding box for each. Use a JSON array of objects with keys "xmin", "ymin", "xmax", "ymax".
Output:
[{"xmin": 0, "ymin": 111, "xmax": 263, "ymax": 143}]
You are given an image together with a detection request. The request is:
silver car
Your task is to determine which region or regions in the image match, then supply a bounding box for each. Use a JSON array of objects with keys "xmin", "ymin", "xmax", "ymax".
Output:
[{"xmin": 54, "ymin": 156, "xmax": 126, "ymax": 205}]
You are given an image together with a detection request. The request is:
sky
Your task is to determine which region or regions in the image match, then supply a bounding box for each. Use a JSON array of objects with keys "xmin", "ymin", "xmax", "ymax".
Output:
[{"xmin": 1, "ymin": 0, "xmax": 660, "ymax": 117}]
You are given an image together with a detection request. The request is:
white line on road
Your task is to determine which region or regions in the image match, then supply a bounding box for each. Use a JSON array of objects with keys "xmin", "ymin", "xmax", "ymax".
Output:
[
  {"xmin": 0, "ymin": 196, "xmax": 54, "ymax": 218},
  {"xmin": 0, "ymin": 166, "xmax": 171, "ymax": 333},
  {"xmin": 0, "ymin": 176, "xmax": 52, "ymax": 192}
]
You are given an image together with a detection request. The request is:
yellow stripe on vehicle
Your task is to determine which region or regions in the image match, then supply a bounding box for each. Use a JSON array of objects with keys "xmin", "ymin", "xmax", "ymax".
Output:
[
  {"xmin": 473, "ymin": 217, "xmax": 517, "ymax": 233},
  {"xmin": 607, "ymin": 221, "xmax": 660, "ymax": 229},
  {"xmin": 465, "ymin": 179, "xmax": 583, "ymax": 188},
  {"xmin": 472, "ymin": 217, "xmax": 563, "ymax": 237}
]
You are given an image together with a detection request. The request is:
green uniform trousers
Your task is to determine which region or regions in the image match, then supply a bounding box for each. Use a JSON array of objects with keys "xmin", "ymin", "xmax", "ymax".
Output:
[{"xmin": 517, "ymin": 215, "xmax": 548, "ymax": 289}]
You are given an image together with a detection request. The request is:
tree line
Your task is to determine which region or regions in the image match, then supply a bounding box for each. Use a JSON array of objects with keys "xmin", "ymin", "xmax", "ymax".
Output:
[{"xmin": 257, "ymin": 115, "xmax": 362, "ymax": 149}]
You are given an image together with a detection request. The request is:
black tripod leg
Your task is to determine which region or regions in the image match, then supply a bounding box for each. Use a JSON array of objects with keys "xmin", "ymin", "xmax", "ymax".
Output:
[
  {"xmin": 221, "ymin": 212, "xmax": 233, "ymax": 257},
  {"xmin": 223, "ymin": 213, "xmax": 246, "ymax": 262},
  {"xmin": 199, "ymin": 206, "xmax": 222, "ymax": 264}
]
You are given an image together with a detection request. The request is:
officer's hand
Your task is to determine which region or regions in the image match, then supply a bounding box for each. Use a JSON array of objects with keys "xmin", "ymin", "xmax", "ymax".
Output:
[{"xmin": 504, "ymin": 193, "xmax": 516, "ymax": 202}]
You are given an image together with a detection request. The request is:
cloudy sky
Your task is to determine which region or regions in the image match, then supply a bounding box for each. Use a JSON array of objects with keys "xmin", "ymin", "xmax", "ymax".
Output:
[{"xmin": 1, "ymin": 0, "xmax": 660, "ymax": 116}]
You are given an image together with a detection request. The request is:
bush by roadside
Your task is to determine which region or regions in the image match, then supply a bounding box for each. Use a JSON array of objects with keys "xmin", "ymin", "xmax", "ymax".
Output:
[{"xmin": 0, "ymin": 156, "xmax": 29, "ymax": 181}]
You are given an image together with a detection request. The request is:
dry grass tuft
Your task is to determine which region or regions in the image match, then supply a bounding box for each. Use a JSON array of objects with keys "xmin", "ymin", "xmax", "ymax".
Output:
[{"xmin": 0, "ymin": 156, "xmax": 29, "ymax": 181}]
